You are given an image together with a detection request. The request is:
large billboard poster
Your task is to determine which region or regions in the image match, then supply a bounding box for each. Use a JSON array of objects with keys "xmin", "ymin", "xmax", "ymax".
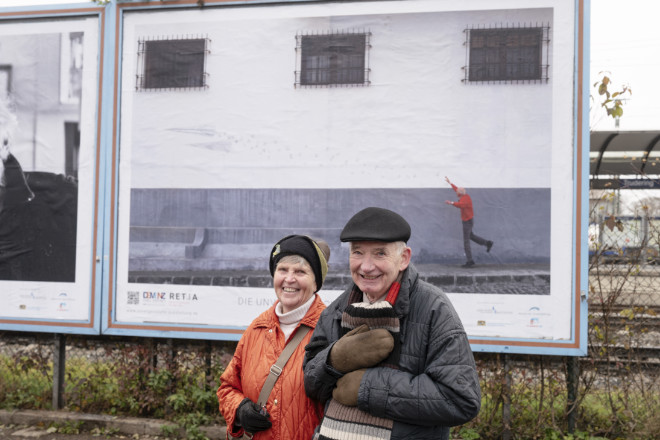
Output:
[
  {"xmin": 0, "ymin": 9, "xmax": 101, "ymax": 333},
  {"xmin": 108, "ymin": 0, "xmax": 587, "ymax": 353}
]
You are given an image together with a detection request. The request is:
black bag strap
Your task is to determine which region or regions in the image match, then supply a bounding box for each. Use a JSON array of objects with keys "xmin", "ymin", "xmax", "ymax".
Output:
[{"xmin": 256, "ymin": 325, "xmax": 311, "ymax": 407}]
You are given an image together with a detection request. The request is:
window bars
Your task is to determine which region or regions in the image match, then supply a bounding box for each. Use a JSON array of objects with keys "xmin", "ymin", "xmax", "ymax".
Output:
[
  {"xmin": 463, "ymin": 24, "xmax": 550, "ymax": 84},
  {"xmin": 295, "ymin": 30, "xmax": 372, "ymax": 88},
  {"xmin": 136, "ymin": 36, "xmax": 210, "ymax": 91}
]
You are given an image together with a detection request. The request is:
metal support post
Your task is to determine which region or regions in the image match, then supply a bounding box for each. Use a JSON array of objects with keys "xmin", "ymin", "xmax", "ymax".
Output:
[
  {"xmin": 502, "ymin": 354, "xmax": 512, "ymax": 440},
  {"xmin": 52, "ymin": 333, "xmax": 66, "ymax": 410},
  {"xmin": 566, "ymin": 356, "xmax": 579, "ymax": 433}
]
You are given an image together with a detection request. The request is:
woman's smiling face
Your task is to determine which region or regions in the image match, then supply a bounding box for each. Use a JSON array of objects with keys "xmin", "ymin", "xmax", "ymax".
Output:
[{"xmin": 273, "ymin": 256, "xmax": 317, "ymax": 313}]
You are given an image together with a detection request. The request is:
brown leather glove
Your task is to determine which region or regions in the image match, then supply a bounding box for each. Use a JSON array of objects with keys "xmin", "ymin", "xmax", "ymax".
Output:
[
  {"xmin": 332, "ymin": 369, "xmax": 366, "ymax": 407},
  {"xmin": 329, "ymin": 324, "xmax": 394, "ymax": 373}
]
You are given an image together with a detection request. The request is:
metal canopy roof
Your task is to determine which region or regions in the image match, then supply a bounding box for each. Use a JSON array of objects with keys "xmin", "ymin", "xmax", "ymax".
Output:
[{"xmin": 590, "ymin": 130, "xmax": 660, "ymax": 177}]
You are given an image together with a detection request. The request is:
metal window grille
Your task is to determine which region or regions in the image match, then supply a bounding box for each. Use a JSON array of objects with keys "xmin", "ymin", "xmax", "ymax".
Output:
[
  {"xmin": 136, "ymin": 36, "xmax": 210, "ymax": 91},
  {"xmin": 463, "ymin": 24, "xmax": 550, "ymax": 84},
  {"xmin": 295, "ymin": 30, "xmax": 371, "ymax": 88}
]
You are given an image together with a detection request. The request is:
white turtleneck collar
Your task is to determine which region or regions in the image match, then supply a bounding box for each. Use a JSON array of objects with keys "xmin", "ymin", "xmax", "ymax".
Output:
[{"xmin": 275, "ymin": 294, "xmax": 316, "ymax": 341}]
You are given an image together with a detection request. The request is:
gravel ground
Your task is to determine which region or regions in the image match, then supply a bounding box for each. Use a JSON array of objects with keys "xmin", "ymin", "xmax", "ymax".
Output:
[
  {"xmin": 0, "ymin": 424, "xmax": 162, "ymax": 440},
  {"xmin": 0, "ymin": 411, "xmax": 226, "ymax": 440}
]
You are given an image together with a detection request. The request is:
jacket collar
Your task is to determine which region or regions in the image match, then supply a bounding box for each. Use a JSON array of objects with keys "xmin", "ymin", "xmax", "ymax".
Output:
[
  {"xmin": 253, "ymin": 294, "xmax": 324, "ymax": 329},
  {"xmin": 392, "ymin": 263, "xmax": 417, "ymax": 318}
]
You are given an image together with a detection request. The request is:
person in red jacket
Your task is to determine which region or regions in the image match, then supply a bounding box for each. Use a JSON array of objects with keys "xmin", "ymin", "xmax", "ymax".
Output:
[
  {"xmin": 445, "ymin": 176, "xmax": 493, "ymax": 267},
  {"xmin": 217, "ymin": 235, "xmax": 329, "ymax": 439}
]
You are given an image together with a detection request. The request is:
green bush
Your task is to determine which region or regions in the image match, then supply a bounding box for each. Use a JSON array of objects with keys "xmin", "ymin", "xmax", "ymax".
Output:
[
  {"xmin": 0, "ymin": 342, "xmax": 226, "ymax": 433},
  {"xmin": 450, "ymin": 355, "xmax": 660, "ymax": 440},
  {"xmin": 2, "ymin": 338, "xmax": 658, "ymax": 440},
  {"xmin": 65, "ymin": 358, "xmax": 120, "ymax": 413},
  {"xmin": 0, "ymin": 352, "xmax": 52, "ymax": 410}
]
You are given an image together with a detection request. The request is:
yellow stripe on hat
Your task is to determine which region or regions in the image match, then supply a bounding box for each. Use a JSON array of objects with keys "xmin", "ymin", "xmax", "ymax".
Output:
[{"xmin": 312, "ymin": 241, "xmax": 328, "ymax": 284}]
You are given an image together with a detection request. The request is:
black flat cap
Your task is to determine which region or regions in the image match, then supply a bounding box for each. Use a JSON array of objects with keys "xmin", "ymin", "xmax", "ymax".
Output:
[{"xmin": 340, "ymin": 207, "xmax": 411, "ymax": 243}]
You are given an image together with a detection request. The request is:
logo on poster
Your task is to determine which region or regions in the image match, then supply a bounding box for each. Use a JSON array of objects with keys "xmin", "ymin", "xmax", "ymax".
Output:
[
  {"xmin": 169, "ymin": 292, "xmax": 198, "ymax": 301},
  {"xmin": 19, "ymin": 291, "xmax": 47, "ymax": 301},
  {"xmin": 143, "ymin": 291, "xmax": 167, "ymax": 300},
  {"xmin": 141, "ymin": 291, "xmax": 199, "ymax": 302},
  {"xmin": 19, "ymin": 304, "xmax": 44, "ymax": 311}
]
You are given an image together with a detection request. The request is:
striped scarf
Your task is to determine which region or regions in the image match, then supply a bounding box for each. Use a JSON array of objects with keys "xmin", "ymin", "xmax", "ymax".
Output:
[{"xmin": 315, "ymin": 275, "xmax": 402, "ymax": 440}]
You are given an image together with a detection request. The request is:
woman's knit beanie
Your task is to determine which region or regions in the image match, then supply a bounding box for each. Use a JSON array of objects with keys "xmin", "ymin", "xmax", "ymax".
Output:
[{"xmin": 269, "ymin": 235, "xmax": 329, "ymax": 292}]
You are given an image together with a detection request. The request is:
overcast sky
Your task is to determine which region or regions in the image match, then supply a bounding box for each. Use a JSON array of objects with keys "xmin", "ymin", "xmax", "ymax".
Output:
[{"xmin": 590, "ymin": 0, "xmax": 660, "ymax": 131}]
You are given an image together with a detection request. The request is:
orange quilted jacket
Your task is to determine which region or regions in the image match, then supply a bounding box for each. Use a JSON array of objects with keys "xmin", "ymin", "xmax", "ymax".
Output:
[{"xmin": 217, "ymin": 295, "xmax": 325, "ymax": 439}]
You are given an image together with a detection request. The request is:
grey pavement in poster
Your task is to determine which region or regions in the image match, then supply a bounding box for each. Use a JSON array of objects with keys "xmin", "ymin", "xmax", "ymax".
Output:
[
  {"xmin": 128, "ymin": 263, "xmax": 551, "ymax": 295},
  {"xmin": 128, "ymin": 187, "xmax": 552, "ymax": 272},
  {"xmin": 127, "ymin": 188, "xmax": 551, "ymax": 294}
]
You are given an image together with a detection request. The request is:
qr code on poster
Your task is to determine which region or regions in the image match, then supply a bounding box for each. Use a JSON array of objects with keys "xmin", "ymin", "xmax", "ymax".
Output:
[{"xmin": 127, "ymin": 291, "xmax": 140, "ymax": 305}]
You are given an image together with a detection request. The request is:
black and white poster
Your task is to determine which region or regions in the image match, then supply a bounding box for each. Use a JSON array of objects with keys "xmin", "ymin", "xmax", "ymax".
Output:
[{"xmin": 0, "ymin": 16, "xmax": 99, "ymax": 324}]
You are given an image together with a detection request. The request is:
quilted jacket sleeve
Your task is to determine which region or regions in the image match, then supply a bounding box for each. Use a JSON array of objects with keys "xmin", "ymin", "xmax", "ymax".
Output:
[
  {"xmin": 357, "ymin": 296, "xmax": 481, "ymax": 427},
  {"xmin": 303, "ymin": 305, "xmax": 345, "ymax": 404},
  {"xmin": 217, "ymin": 336, "xmax": 248, "ymax": 438},
  {"xmin": 359, "ymin": 331, "xmax": 480, "ymax": 426}
]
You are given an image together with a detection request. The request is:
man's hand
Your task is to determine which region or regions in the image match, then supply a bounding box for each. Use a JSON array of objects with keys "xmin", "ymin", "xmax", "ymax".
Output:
[
  {"xmin": 235, "ymin": 398, "xmax": 272, "ymax": 434},
  {"xmin": 445, "ymin": 176, "xmax": 451, "ymax": 185},
  {"xmin": 332, "ymin": 369, "xmax": 366, "ymax": 407},
  {"xmin": 329, "ymin": 324, "xmax": 394, "ymax": 373},
  {"xmin": 445, "ymin": 200, "xmax": 454, "ymax": 205}
]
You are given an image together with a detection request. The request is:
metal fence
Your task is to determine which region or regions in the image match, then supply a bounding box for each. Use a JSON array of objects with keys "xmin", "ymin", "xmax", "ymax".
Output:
[
  {"xmin": 0, "ymin": 333, "xmax": 235, "ymax": 429},
  {"xmin": 1, "ymin": 307, "xmax": 658, "ymax": 440},
  {"xmin": 0, "ymin": 190, "xmax": 658, "ymax": 439}
]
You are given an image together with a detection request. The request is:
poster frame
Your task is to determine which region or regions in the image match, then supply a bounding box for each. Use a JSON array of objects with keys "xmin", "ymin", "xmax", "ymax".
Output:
[
  {"xmin": 99, "ymin": 0, "xmax": 590, "ymax": 356},
  {"xmin": 0, "ymin": 2, "xmax": 107, "ymax": 336}
]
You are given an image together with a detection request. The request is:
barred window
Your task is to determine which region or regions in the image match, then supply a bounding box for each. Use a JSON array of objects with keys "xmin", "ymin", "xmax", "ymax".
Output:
[
  {"xmin": 464, "ymin": 26, "xmax": 550, "ymax": 83},
  {"xmin": 137, "ymin": 37, "xmax": 209, "ymax": 91},
  {"xmin": 295, "ymin": 31, "xmax": 371, "ymax": 87}
]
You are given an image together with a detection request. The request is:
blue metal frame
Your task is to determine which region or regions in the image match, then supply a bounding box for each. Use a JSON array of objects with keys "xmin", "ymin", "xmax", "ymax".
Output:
[
  {"xmin": 469, "ymin": 0, "xmax": 590, "ymax": 356},
  {"xmin": 0, "ymin": 1, "xmax": 107, "ymax": 335}
]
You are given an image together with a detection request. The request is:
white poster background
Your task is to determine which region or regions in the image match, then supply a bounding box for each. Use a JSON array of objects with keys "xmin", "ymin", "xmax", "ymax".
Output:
[
  {"xmin": 115, "ymin": 0, "xmax": 576, "ymax": 342},
  {"xmin": 120, "ymin": 284, "xmax": 343, "ymax": 328},
  {"xmin": 0, "ymin": 17, "xmax": 98, "ymax": 322}
]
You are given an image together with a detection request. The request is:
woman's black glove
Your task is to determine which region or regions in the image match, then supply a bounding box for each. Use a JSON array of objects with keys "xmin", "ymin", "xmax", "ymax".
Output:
[{"xmin": 236, "ymin": 398, "xmax": 272, "ymax": 433}]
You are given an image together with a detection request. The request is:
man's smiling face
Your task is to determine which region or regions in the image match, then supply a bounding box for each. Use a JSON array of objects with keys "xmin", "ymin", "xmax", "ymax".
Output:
[{"xmin": 349, "ymin": 241, "xmax": 411, "ymax": 302}]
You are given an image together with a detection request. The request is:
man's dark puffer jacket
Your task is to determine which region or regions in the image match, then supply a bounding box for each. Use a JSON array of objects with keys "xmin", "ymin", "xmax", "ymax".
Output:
[{"xmin": 304, "ymin": 263, "xmax": 481, "ymax": 440}]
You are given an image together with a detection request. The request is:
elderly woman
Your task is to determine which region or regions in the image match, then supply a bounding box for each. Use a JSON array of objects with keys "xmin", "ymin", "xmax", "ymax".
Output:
[{"xmin": 217, "ymin": 235, "xmax": 329, "ymax": 439}]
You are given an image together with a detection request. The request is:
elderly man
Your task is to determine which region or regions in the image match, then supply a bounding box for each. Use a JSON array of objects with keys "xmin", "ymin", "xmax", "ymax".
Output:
[
  {"xmin": 445, "ymin": 176, "xmax": 493, "ymax": 268},
  {"xmin": 303, "ymin": 207, "xmax": 481, "ymax": 440},
  {"xmin": 0, "ymin": 140, "xmax": 77, "ymax": 281}
]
